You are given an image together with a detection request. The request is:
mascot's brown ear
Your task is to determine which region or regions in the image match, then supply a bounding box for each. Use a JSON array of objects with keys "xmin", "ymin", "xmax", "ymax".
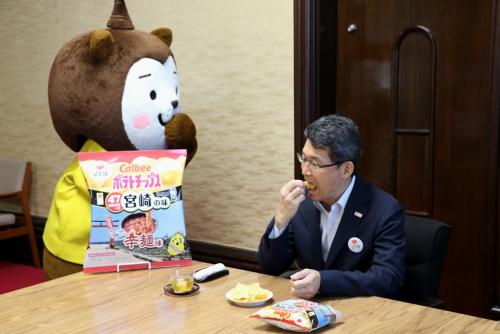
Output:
[
  {"xmin": 90, "ymin": 29, "xmax": 114, "ymax": 63},
  {"xmin": 151, "ymin": 28, "xmax": 173, "ymax": 47}
]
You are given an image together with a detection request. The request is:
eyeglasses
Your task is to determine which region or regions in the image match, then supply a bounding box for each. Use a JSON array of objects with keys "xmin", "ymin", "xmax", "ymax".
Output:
[{"xmin": 296, "ymin": 153, "xmax": 343, "ymax": 170}]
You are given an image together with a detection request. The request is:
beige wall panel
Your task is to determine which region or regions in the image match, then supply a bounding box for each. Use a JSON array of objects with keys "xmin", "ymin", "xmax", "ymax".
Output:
[{"xmin": 0, "ymin": 0, "xmax": 293, "ymax": 251}]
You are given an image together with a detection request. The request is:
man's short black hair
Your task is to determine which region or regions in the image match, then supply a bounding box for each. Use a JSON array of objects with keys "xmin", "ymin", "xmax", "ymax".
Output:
[{"xmin": 304, "ymin": 114, "xmax": 362, "ymax": 174}]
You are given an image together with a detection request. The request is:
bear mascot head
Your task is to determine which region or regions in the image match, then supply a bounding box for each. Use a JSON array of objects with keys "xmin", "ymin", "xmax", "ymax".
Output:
[
  {"xmin": 49, "ymin": 0, "xmax": 197, "ymax": 158},
  {"xmin": 43, "ymin": 0, "xmax": 197, "ymax": 280}
]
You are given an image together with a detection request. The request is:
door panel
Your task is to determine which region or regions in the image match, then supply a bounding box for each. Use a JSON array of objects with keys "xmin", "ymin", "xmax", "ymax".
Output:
[
  {"xmin": 336, "ymin": 0, "xmax": 497, "ymax": 317},
  {"xmin": 394, "ymin": 27, "xmax": 436, "ymax": 216},
  {"xmin": 396, "ymin": 134, "xmax": 431, "ymax": 216}
]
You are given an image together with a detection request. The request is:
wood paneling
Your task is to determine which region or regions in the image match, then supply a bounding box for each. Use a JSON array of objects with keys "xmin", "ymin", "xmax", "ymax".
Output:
[
  {"xmin": 394, "ymin": 27, "xmax": 436, "ymax": 217},
  {"xmin": 491, "ymin": 0, "xmax": 500, "ymax": 320},
  {"xmin": 294, "ymin": 0, "xmax": 319, "ymax": 178},
  {"xmin": 396, "ymin": 134, "xmax": 431, "ymax": 216},
  {"xmin": 395, "ymin": 29, "xmax": 435, "ymax": 131},
  {"xmin": 294, "ymin": 0, "xmax": 337, "ymax": 178},
  {"xmin": 336, "ymin": 0, "xmax": 395, "ymax": 193}
]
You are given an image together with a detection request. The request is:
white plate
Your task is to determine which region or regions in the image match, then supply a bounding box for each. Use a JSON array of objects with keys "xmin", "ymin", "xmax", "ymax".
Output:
[{"xmin": 225, "ymin": 288, "xmax": 273, "ymax": 307}]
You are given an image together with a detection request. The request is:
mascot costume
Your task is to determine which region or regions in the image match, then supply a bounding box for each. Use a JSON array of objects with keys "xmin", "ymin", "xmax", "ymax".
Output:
[{"xmin": 43, "ymin": 0, "xmax": 197, "ymax": 280}]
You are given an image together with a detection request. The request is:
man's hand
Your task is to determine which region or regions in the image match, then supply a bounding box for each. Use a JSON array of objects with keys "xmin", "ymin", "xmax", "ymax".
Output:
[
  {"xmin": 274, "ymin": 180, "xmax": 306, "ymax": 230},
  {"xmin": 290, "ymin": 269, "xmax": 321, "ymax": 299}
]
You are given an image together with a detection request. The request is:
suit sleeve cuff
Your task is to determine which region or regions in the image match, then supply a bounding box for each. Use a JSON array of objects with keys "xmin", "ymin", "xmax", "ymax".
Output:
[{"xmin": 268, "ymin": 222, "xmax": 286, "ymax": 239}]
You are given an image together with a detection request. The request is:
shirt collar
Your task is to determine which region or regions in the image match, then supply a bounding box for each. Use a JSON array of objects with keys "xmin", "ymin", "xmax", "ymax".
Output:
[{"xmin": 313, "ymin": 175, "xmax": 356, "ymax": 213}]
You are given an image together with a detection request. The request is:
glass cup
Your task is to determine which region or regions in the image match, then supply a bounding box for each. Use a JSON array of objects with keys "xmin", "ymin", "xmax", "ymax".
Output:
[{"xmin": 170, "ymin": 269, "xmax": 194, "ymax": 293}]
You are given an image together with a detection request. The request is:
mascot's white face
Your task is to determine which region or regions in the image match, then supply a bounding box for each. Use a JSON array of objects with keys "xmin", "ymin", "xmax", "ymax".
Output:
[{"xmin": 122, "ymin": 56, "xmax": 180, "ymax": 149}]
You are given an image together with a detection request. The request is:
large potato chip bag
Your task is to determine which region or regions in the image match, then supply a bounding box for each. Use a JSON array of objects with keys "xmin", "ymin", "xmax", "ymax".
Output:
[
  {"xmin": 78, "ymin": 150, "xmax": 191, "ymax": 273},
  {"xmin": 251, "ymin": 299, "xmax": 342, "ymax": 332}
]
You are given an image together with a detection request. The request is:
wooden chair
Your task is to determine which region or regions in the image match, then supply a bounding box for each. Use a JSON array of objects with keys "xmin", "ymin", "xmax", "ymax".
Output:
[{"xmin": 0, "ymin": 160, "xmax": 41, "ymax": 268}]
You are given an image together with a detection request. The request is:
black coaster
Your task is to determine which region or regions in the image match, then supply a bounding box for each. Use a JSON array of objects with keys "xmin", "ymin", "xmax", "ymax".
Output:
[{"xmin": 164, "ymin": 283, "xmax": 200, "ymax": 296}]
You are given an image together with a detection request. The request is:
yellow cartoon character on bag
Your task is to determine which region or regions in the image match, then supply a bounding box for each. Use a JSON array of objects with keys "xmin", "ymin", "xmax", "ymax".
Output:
[{"xmin": 167, "ymin": 232, "xmax": 186, "ymax": 256}]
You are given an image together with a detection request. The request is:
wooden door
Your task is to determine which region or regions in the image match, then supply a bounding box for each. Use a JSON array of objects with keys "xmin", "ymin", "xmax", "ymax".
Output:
[{"xmin": 335, "ymin": 0, "xmax": 499, "ymax": 317}]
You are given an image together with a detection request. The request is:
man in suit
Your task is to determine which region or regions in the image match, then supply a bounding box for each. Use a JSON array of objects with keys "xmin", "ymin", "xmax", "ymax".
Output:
[{"xmin": 258, "ymin": 115, "xmax": 405, "ymax": 299}]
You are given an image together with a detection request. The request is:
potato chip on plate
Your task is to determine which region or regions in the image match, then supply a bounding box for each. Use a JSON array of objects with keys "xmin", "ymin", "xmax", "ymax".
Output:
[{"xmin": 226, "ymin": 283, "xmax": 273, "ymax": 307}]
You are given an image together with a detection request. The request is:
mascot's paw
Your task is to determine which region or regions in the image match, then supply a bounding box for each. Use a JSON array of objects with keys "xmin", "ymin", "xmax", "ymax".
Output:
[{"xmin": 166, "ymin": 113, "xmax": 198, "ymax": 165}]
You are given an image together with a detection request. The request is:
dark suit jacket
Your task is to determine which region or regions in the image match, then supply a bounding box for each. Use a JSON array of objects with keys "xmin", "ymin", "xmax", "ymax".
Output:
[{"xmin": 258, "ymin": 177, "xmax": 405, "ymax": 297}]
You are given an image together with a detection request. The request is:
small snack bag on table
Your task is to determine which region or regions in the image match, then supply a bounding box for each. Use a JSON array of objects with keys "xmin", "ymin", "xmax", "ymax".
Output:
[{"xmin": 251, "ymin": 298, "xmax": 342, "ymax": 332}]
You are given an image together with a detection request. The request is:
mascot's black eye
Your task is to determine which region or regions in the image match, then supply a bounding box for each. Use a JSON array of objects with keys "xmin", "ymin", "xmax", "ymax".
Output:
[{"xmin": 150, "ymin": 90, "xmax": 157, "ymax": 100}]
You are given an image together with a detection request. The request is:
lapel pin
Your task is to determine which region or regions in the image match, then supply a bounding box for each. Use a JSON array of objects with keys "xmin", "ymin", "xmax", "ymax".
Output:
[
  {"xmin": 348, "ymin": 237, "xmax": 363, "ymax": 253},
  {"xmin": 354, "ymin": 211, "xmax": 363, "ymax": 218}
]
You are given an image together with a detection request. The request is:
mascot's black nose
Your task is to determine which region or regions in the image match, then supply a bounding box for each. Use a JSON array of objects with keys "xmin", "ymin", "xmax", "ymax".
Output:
[{"xmin": 171, "ymin": 100, "xmax": 179, "ymax": 108}]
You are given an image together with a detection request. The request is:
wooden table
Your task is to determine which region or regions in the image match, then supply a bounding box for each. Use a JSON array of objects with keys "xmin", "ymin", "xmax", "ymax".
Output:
[{"xmin": 0, "ymin": 261, "xmax": 498, "ymax": 333}]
